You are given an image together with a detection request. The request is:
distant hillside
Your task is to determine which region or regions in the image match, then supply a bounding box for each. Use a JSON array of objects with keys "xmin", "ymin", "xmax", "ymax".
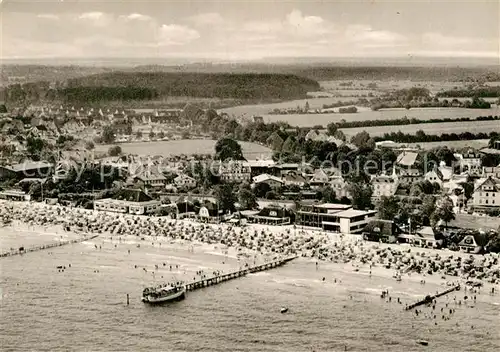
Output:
[
  {"xmin": 63, "ymin": 72, "xmax": 320, "ymax": 101},
  {"xmin": 293, "ymin": 66, "xmax": 500, "ymax": 82}
]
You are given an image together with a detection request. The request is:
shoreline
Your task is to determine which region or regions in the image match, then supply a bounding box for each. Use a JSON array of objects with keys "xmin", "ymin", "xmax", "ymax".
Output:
[{"xmin": 1, "ymin": 200, "xmax": 499, "ymax": 291}]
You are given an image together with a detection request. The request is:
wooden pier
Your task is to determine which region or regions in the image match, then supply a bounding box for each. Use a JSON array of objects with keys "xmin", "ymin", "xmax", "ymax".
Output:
[
  {"xmin": 184, "ymin": 256, "xmax": 297, "ymax": 291},
  {"xmin": 0, "ymin": 234, "xmax": 99, "ymax": 258},
  {"xmin": 144, "ymin": 256, "xmax": 297, "ymax": 295},
  {"xmin": 405, "ymin": 285, "xmax": 461, "ymax": 310}
]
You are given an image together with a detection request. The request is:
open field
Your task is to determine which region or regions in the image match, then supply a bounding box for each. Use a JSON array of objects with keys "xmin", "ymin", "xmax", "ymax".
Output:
[
  {"xmin": 404, "ymin": 139, "xmax": 490, "ymax": 150},
  {"xmin": 259, "ymin": 106, "xmax": 500, "ymax": 127},
  {"xmin": 95, "ymin": 139, "xmax": 273, "ymax": 159},
  {"xmin": 319, "ymin": 80, "xmax": 468, "ymax": 94},
  {"xmin": 219, "ymin": 97, "xmax": 368, "ymax": 118},
  {"xmin": 340, "ymin": 120, "xmax": 500, "ymax": 138}
]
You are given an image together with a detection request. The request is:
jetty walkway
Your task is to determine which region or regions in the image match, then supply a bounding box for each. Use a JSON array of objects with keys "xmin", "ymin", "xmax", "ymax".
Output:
[
  {"xmin": 144, "ymin": 256, "xmax": 297, "ymax": 295},
  {"xmin": 405, "ymin": 285, "xmax": 461, "ymax": 310},
  {"xmin": 0, "ymin": 234, "xmax": 99, "ymax": 258},
  {"xmin": 184, "ymin": 256, "xmax": 297, "ymax": 291}
]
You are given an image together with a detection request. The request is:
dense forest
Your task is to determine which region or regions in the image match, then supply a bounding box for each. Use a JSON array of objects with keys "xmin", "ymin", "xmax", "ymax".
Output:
[
  {"xmin": 293, "ymin": 66, "xmax": 500, "ymax": 82},
  {"xmin": 65, "ymin": 72, "xmax": 320, "ymax": 100},
  {"xmin": 59, "ymin": 86, "xmax": 159, "ymax": 103},
  {"xmin": 2, "ymin": 72, "xmax": 320, "ymax": 103},
  {"xmin": 2, "ymin": 63, "xmax": 499, "ymax": 86}
]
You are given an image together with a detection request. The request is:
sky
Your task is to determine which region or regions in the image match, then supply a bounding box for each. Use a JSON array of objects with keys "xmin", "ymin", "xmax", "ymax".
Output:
[{"xmin": 1, "ymin": 0, "xmax": 499, "ymax": 61}]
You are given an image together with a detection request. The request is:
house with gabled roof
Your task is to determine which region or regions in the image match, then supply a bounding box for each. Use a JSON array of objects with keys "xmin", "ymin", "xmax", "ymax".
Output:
[
  {"xmin": 248, "ymin": 205, "xmax": 293, "ymax": 225},
  {"xmin": 396, "ymin": 151, "xmax": 419, "ymax": 168},
  {"xmin": 371, "ymin": 169, "xmax": 399, "ymax": 200},
  {"xmin": 309, "ymin": 169, "xmax": 330, "ymax": 188},
  {"xmin": 282, "ymin": 171, "xmax": 307, "ymax": 187},
  {"xmin": 252, "ymin": 173, "xmax": 283, "ymax": 188},
  {"xmin": 362, "ymin": 219, "xmax": 404, "ymax": 243},
  {"xmin": 174, "ymin": 173, "xmax": 197, "ymax": 189},
  {"xmin": 424, "ymin": 167, "xmax": 444, "ymax": 187},
  {"xmin": 458, "ymin": 232, "xmax": 489, "ymax": 254},
  {"xmin": 470, "ymin": 176, "xmax": 500, "ymax": 213}
]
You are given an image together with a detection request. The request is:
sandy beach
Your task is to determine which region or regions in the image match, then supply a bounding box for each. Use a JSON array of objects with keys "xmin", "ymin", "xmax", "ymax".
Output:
[
  {"xmin": 1, "ymin": 200, "xmax": 499, "ymax": 351},
  {"xmin": 1, "ymin": 200, "xmax": 499, "ymax": 291}
]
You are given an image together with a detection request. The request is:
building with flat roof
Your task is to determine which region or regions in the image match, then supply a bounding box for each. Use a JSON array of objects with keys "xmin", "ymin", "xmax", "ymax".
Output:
[
  {"xmin": 0, "ymin": 161, "xmax": 54, "ymax": 180},
  {"xmin": 94, "ymin": 189, "xmax": 160, "ymax": 215},
  {"xmin": 0, "ymin": 190, "xmax": 30, "ymax": 201},
  {"xmin": 296, "ymin": 202, "xmax": 377, "ymax": 234}
]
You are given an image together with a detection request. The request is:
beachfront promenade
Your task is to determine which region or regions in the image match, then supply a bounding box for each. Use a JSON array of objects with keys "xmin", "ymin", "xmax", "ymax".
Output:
[{"xmin": 0, "ymin": 234, "xmax": 99, "ymax": 258}]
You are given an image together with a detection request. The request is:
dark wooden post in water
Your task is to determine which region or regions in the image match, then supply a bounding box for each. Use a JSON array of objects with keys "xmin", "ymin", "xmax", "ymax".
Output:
[
  {"xmin": 405, "ymin": 285, "xmax": 460, "ymax": 311},
  {"xmin": 127, "ymin": 294, "xmax": 130, "ymax": 305}
]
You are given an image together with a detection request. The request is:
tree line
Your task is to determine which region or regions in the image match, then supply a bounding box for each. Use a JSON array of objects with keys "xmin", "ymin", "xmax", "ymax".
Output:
[
  {"xmin": 374, "ymin": 131, "xmax": 499, "ymax": 144},
  {"xmin": 436, "ymin": 86, "xmax": 500, "ymax": 98}
]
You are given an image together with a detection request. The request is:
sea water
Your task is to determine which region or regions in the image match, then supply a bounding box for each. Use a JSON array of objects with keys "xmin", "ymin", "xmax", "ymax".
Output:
[{"xmin": 1, "ymin": 235, "xmax": 499, "ymax": 352}]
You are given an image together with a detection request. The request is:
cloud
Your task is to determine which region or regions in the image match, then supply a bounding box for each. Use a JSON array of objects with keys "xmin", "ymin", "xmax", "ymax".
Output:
[
  {"xmin": 36, "ymin": 14, "xmax": 59, "ymax": 20},
  {"xmin": 285, "ymin": 9, "xmax": 329, "ymax": 36},
  {"xmin": 159, "ymin": 24, "xmax": 200, "ymax": 45},
  {"xmin": 78, "ymin": 12, "xmax": 105, "ymax": 20},
  {"xmin": 188, "ymin": 12, "xmax": 224, "ymax": 26},
  {"xmin": 346, "ymin": 25, "xmax": 407, "ymax": 47},
  {"xmin": 123, "ymin": 13, "xmax": 152, "ymax": 21},
  {"xmin": 422, "ymin": 32, "xmax": 478, "ymax": 47}
]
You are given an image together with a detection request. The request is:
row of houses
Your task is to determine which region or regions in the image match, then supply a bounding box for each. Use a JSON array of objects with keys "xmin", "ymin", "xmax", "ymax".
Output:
[{"xmin": 362, "ymin": 219, "xmax": 491, "ymax": 254}]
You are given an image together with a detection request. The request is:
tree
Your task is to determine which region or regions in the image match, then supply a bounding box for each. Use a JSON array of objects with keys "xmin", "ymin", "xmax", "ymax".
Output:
[
  {"xmin": 265, "ymin": 191, "xmax": 277, "ymax": 200},
  {"xmin": 214, "ymin": 184, "xmax": 237, "ymax": 213},
  {"xmin": 350, "ymin": 131, "xmax": 372, "ymax": 149},
  {"xmin": 149, "ymin": 131, "xmax": 156, "ymax": 140},
  {"xmin": 135, "ymin": 131, "xmax": 143, "ymax": 140},
  {"xmin": 214, "ymin": 137, "xmax": 244, "ymax": 161},
  {"xmin": 108, "ymin": 145, "xmax": 122, "ymax": 156},
  {"xmin": 326, "ymin": 122, "xmax": 338, "ymax": 136},
  {"xmin": 26, "ymin": 137, "xmax": 46, "ymax": 161},
  {"xmin": 254, "ymin": 182, "xmax": 271, "ymax": 198},
  {"xmin": 347, "ymin": 182, "xmax": 373, "ymax": 210},
  {"xmin": 421, "ymin": 195, "xmax": 436, "ymax": 223},
  {"xmin": 432, "ymin": 197, "xmax": 455, "ymax": 227},
  {"xmin": 318, "ymin": 185, "xmax": 336, "ymax": 203},
  {"xmin": 157, "ymin": 131, "xmax": 165, "ymax": 139},
  {"xmin": 376, "ymin": 196, "xmax": 399, "ymax": 220},
  {"xmin": 181, "ymin": 130, "xmax": 191, "ymax": 139},
  {"xmin": 334, "ymin": 130, "xmax": 347, "ymax": 142},
  {"xmin": 85, "ymin": 141, "xmax": 95, "ymax": 150},
  {"xmin": 102, "ymin": 125, "xmax": 115, "ymax": 144},
  {"xmin": 238, "ymin": 182, "xmax": 258, "ymax": 209},
  {"xmin": 0, "ymin": 104, "xmax": 7, "ymax": 113},
  {"xmin": 266, "ymin": 132, "xmax": 284, "ymax": 152},
  {"xmin": 281, "ymin": 136, "xmax": 297, "ymax": 154}
]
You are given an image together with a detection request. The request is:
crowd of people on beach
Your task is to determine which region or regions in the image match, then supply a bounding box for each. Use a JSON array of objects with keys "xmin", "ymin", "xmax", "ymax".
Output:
[{"xmin": 1, "ymin": 200, "xmax": 499, "ymax": 286}]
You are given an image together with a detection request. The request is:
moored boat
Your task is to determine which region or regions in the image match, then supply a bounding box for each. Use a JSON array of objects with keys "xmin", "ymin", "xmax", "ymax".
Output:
[{"xmin": 142, "ymin": 285, "xmax": 186, "ymax": 304}]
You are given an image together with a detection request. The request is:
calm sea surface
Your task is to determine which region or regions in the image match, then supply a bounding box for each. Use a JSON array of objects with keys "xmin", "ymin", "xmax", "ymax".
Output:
[{"xmin": 1, "ymin": 235, "xmax": 499, "ymax": 352}]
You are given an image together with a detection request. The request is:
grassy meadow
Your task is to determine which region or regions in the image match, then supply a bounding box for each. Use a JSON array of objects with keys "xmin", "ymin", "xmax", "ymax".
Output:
[
  {"xmin": 404, "ymin": 139, "xmax": 490, "ymax": 151},
  {"xmin": 259, "ymin": 106, "xmax": 500, "ymax": 127},
  {"xmin": 95, "ymin": 139, "xmax": 273, "ymax": 159},
  {"xmin": 340, "ymin": 119, "xmax": 500, "ymax": 138}
]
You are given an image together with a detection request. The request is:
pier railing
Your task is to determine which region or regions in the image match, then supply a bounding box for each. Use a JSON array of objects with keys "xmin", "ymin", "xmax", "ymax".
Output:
[
  {"xmin": 0, "ymin": 234, "xmax": 99, "ymax": 258},
  {"xmin": 145, "ymin": 256, "xmax": 298, "ymax": 293}
]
